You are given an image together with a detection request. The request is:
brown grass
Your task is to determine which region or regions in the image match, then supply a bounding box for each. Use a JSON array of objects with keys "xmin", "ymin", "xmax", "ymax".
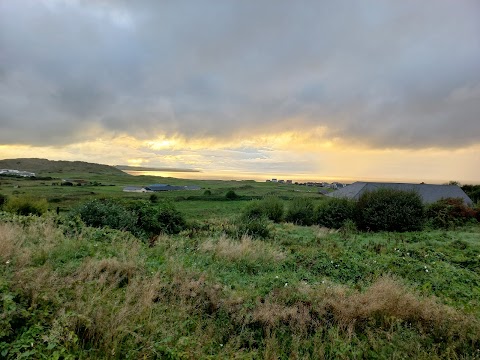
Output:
[
  {"xmin": 251, "ymin": 275, "xmax": 480, "ymax": 342},
  {"xmin": 199, "ymin": 234, "xmax": 285, "ymax": 263},
  {"xmin": 0, "ymin": 223, "xmax": 19, "ymax": 262}
]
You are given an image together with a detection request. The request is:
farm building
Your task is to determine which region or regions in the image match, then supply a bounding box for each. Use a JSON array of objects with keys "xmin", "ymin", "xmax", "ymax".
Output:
[
  {"xmin": 327, "ymin": 182, "xmax": 473, "ymax": 206},
  {"xmin": 123, "ymin": 186, "xmax": 148, "ymax": 193},
  {"xmin": 123, "ymin": 184, "xmax": 201, "ymax": 192}
]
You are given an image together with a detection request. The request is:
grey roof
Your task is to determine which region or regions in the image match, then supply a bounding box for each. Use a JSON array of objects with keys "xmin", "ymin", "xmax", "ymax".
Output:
[
  {"xmin": 327, "ymin": 182, "xmax": 473, "ymax": 205},
  {"xmin": 145, "ymin": 184, "xmax": 201, "ymax": 191}
]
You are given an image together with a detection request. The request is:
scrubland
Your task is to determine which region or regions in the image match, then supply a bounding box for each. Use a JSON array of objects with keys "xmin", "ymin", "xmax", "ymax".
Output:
[
  {"xmin": 1, "ymin": 167, "xmax": 479, "ymax": 358},
  {"xmin": 1, "ymin": 212, "xmax": 479, "ymax": 359}
]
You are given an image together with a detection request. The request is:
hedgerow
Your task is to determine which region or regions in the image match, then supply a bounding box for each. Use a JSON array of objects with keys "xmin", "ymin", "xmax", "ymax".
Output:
[
  {"xmin": 357, "ymin": 188, "xmax": 424, "ymax": 232},
  {"xmin": 315, "ymin": 198, "xmax": 356, "ymax": 229},
  {"xmin": 426, "ymin": 197, "xmax": 478, "ymax": 229}
]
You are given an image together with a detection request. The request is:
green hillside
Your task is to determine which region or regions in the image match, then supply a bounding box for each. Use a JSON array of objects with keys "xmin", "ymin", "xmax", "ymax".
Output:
[{"xmin": 0, "ymin": 158, "xmax": 127, "ymax": 176}]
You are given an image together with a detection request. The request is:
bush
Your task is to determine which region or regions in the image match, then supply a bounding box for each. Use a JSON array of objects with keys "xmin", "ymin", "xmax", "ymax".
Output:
[
  {"xmin": 4, "ymin": 196, "xmax": 48, "ymax": 216},
  {"xmin": 131, "ymin": 201, "xmax": 187, "ymax": 236},
  {"xmin": 426, "ymin": 198, "xmax": 477, "ymax": 229},
  {"xmin": 357, "ymin": 188, "xmax": 424, "ymax": 232},
  {"xmin": 225, "ymin": 190, "xmax": 239, "ymax": 200},
  {"xmin": 316, "ymin": 198, "xmax": 357, "ymax": 229},
  {"xmin": 203, "ymin": 190, "xmax": 212, "ymax": 196},
  {"xmin": 285, "ymin": 197, "xmax": 315, "ymax": 226},
  {"xmin": 0, "ymin": 193, "xmax": 6, "ymax": 208},
  {"xmin": 71, "ymin": 199, "xmax": 137, "ymax": 232},
  {"xmin": 154, "ymin": 202, "xmax": 187, "ymax": 234},
  {"xmin": 261, "ymin": 196, "xmax": 284, "ymax": 223},
  {"xmin": 236, "ymin": 201, "xmax": 271, "ymax": 238}
]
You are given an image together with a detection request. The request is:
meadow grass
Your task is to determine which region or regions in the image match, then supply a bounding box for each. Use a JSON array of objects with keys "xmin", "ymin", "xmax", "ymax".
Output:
[{"xmin": 1, "ymin": 212, "xmax": 479, "ymax": 359}]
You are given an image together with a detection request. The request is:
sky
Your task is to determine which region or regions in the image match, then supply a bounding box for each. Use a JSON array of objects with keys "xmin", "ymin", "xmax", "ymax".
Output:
[{"xmin": 1, "ymin": 0, "xmax": 479, "ymax": 183}]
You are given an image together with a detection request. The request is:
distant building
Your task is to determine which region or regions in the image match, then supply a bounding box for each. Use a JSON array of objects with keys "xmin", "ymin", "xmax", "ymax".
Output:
[
  {"xmin": 286, "ymin": 180, "xmax": 292, "ymax": 184},
  {"xmin": 0, "ymin": 169, "xmax": 35, "ymax": 177},
  {"xmin": 123, "ymin": 186, "xmax": 148, "ymax": 193},
  {"xmin": 271, "ymin": 179, "xmax": 278, "ymax": 183},
  {"xmin": 144, "ymin": 184, "xmax": 201, "ymax": 192},
  {"xmin": 327, "ymin": 182, "xmax": 473, "ymax": 205}
]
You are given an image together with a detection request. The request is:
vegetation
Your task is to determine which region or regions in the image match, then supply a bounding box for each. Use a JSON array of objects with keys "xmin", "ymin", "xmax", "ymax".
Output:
[
  {"xmin": 1, "ymin": 213, "xmax": 479, "ymax": 359},
  {"xmin": 285, "ymin": 197, "xmax": 315, "ymax": 226},
  {"xmin": 426, "ymin": 197, "xmax": 478, "ymax": 229},
  {"xmin": 357, "ymin": 188, "xmax": 425, "ymax": 232},
  {"xmin": 3, "ymin": 196, "xmax": 48, "ymax": 216},
  {"xmin": 315, "ymin": 197, "xmax": 356, "ymax": 229},
  {"xmin": 0, "ymin": 159, "xmax": 479, "ymax": 358}
]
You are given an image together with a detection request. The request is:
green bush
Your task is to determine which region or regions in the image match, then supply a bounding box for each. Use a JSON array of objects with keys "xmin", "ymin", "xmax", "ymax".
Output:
[
  {"xmin": 4, "ymin": 196, "xmax": 48, "ymax": 216},
  {"xmin": 261, "ymin": 195, "xmax": 284, "ymax": 223},
  {"xmin": 203, "ymin": 189, "xmax": 212, "ymax": 196},
  {"xmin": 0, "ymin": 193, "xmax": 7, "ymax": 208},
  {"xmin": 285, "ymin": 197, "xmax": 315, "ymax": 226},
  {"xmin": 316, "ymin": 198, "xmax": 357, "ymax": 229},
  {"xmin": 130, "ymin": 201, "xmax": 187, "ymax": 236},
  {"xmin": 357, "ymin": 188, "xmax": 424, "ymax": 232},
  {"xmin": 71, "ymin": 199, "xmax": 137, "ymax": 232},
  {"xmin": 225, "ymin": 190, "xmax": 239, "ymax": 200},
  {"xmin": 153, "ymin": 202, "xmax": 187, "ymax": 234},
  {"xmin": 426, "ymin": 198, "xmax": 477, "ymax": 229},
  {"xmin": 236, "ymin": 200, "xmax": 271, "ymax": 238}
]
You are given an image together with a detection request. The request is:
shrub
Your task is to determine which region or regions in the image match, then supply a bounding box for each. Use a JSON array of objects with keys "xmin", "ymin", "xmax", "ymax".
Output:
[
  {"xmin": 149, "ymin": 194, "xmax": 159, "ymax": 203},
  {"xmin": 285, "ymin": 197, "xmax": 315, "ymax": 226},
  {"xmin": 0, "ymin": 193, "xmax": 6, "ymax": 208},
  {"xmin": 315, "ymin": 198, "xmax": 357, "ymax": 229},
  {"xmin": 4, "ymin": 196, "xmax": 48, "ymax": 216},
  {"xmin": 426, "ymin": 197, "xmax": 477, "ymax": 229},
  {"xmin": 357, "ymin": 188, "xmax": 424, "ymax": 232},
  {"xmin": 71, "ymin": 199, "xmax": 137, "ymax": 232},
  {"xmin": 261, "ymin": 196, "xmax": 284, "ymax": 223},
  {"xmin": 237, "ymin": 201, "xmax": 271, "ymax": 238},
  {"xmin": 203, "ymin": 190, "xmax": 212, "ymax": 196},
  {"xmin": 130, "ymin": 201, "xmax": 187, "ymax": 236},
  {"xmin": 225, "ymin": 190, "xmax": 239, "ymax": 200},
  {"xmin": 154, "ymin": 202, "xmax": 187, "ymax": 234},
  {"xmin": 236, "ymin": 215, "xmax": 270, "ymax": 239}
]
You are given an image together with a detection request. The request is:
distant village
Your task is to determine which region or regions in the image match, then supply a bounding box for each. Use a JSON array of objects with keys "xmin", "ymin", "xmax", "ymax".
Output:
[
  {"xmin": 0, "ymin": 169, "xmax": 36, "ymax": 177},
  {"xmin": 266, "ymin": 178, "xmax": 347, "ymax": 190}
]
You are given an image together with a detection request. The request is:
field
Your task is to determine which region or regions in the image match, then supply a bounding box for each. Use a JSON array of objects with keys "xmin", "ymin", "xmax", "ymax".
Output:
[{"xmin": 1, "ymin": 161, "xmax": 479, "ymax": 359}]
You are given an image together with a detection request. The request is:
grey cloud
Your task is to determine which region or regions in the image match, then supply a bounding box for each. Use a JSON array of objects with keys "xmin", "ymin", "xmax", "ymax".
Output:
[{"xmin": 0, "ymin": 0, "xmax": 479, "ymax": 148}]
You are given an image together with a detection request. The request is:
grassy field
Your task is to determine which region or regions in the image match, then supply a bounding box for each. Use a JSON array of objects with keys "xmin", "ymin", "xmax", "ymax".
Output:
[
  {"xmin": 1, "ymin": 160, "xmax": 479, "ymax": 359},
  {"xmin": 0, "ymin": 165, "xmax": 323, "ymax": 220}
]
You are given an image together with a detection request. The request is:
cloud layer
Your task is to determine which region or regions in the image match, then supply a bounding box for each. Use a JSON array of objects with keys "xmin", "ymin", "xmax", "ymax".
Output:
[{"xmin": 1, "ymin": 0, "xmax": 480, "ymax": 149}]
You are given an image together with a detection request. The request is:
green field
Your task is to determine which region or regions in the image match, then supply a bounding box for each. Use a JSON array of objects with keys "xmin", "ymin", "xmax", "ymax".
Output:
[{"xmin": 1, "ymin": 160, "xmax": 479, "ymax": 359}]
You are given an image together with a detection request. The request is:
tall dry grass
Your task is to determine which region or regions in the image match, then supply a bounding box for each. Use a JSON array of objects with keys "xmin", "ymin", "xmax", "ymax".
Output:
[
  {"xmin": 251, "ymin": 275, "xmax": 480, "ymax": 345},
  {"xmin": 199, "ymin": 234, "xmax": 285, "ymax": 263}
]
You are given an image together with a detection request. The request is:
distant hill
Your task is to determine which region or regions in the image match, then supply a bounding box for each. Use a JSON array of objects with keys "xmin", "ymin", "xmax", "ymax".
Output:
[
  {"xmin": 116, "ymin": 165, "xmax": 200, "ymax": 172},
  {"xmin": 0, "ymin": 158, "xmax": 127, "ymax": 176}
]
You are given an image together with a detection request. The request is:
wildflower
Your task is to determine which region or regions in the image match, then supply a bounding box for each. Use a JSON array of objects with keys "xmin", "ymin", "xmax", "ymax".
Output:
[
  {"xmin": 275, "ymin": 276, "xmax": 279, "ymax": 279},
  {"xmin": 5, "ymin": 260, "xmax": 10, "ymax": 265},
  {"xmin": 284, "ymin": 282, "xmax": 288, "ymax": 287},
  {"xmin": 425, "ymin": 269, "xmax": 429, "ymax": 272}
]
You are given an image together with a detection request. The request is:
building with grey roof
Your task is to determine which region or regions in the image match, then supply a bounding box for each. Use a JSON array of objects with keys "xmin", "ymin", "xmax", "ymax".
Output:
[{"xmin": 327, "ymin": 182, "xmax": 473, "ymax": 206}]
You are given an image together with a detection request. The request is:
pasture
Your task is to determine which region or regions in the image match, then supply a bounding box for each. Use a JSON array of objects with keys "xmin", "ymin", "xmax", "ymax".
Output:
[{"xmin": 1, "ymin": 164, "xmax": 479, "ymax": 359}]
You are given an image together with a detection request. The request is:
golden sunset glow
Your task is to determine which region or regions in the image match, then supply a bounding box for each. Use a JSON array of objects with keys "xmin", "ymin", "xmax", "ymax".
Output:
[{"xmin": 1, "ymin": 1, "xmax": 479, "ymax": 184}]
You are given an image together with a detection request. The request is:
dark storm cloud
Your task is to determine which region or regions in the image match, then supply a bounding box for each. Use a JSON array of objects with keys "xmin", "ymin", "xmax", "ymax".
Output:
[{"xmin": 1, "ymin": 0, "xmax": 479, "ymax": 148}]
